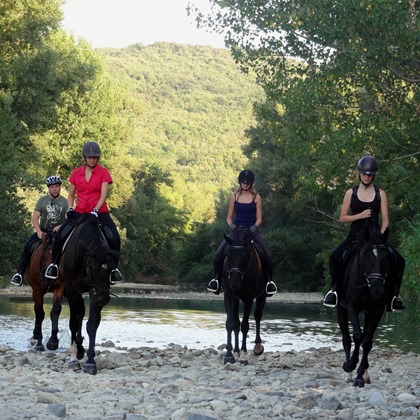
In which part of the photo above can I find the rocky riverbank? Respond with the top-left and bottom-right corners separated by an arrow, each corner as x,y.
0,343 -> 418,419
1,284 -> 418,419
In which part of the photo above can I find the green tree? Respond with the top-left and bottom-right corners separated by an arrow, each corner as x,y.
192,0 -> 419,295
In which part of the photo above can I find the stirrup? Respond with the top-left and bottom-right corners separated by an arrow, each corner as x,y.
11,273 -> 23,286
266,281 -> 277,295
110,268 -> 123,284
323,290 -> 338,308
45,264 -> 58,280
207,278 -> 219,293
391,295 -> 405,312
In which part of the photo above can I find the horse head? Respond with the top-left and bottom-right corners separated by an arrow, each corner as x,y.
223,229 -> 255,294
360,226 -> 390,299
85,244 -> 119,304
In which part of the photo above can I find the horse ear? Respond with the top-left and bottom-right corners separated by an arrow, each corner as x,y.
382,227 -> 389,242
224,234 -> 232,244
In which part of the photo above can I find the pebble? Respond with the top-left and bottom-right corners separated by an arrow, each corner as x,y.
0,344 -> 418,419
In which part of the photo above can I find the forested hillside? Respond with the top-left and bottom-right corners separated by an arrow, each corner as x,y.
101,43 -> 263,225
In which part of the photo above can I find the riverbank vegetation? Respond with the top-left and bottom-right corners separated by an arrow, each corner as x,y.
0,1 -> 418,317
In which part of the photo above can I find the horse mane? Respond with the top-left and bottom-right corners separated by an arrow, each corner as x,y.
224,228 -> 253,247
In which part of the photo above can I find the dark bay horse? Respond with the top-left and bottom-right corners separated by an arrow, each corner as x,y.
337,225 -> 393,387
59,213 -> 119,375
222,228 -> 267,365
24,233 -> 65,352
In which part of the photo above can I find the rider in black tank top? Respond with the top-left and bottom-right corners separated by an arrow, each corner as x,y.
323,156 -> 405,312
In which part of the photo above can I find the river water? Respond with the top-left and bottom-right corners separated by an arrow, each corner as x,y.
0,296 -> 418,354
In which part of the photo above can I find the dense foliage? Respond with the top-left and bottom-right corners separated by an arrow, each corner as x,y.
1,1 -> 418,314
190,0 -> 419,305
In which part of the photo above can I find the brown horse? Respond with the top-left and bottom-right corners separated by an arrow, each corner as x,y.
24,233 -> 65,352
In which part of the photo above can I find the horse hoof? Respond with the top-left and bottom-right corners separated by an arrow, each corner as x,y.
342,362 -> 353,373
83,363 -> 97,375
68,360 -> 81,371
253,344 -> 264,356
77,350 -> 85,360
46,340 -> 59,351
224,356 -> 236,365
35,344 -> 45,352
354,378 -> 365,388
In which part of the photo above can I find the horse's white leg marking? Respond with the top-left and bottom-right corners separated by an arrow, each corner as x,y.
363,369 -> 371,384
69,342 -> 78,363
239,351 -> 248,365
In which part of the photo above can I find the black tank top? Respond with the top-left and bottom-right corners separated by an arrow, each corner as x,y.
349,185 -> 381,235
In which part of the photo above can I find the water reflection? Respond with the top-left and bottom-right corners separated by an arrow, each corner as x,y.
0,296 -> 417,354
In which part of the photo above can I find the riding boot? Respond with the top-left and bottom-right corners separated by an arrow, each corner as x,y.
386,247 -> 406,312
11,244 -> 31,286
324,251 -> 342,307
264,264 -> 277,296
45,245 -> 60,280
207,241 -> 227,295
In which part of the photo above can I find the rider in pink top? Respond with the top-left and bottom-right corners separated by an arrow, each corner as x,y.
69,163 -> 112,213
45,142 -> 122,284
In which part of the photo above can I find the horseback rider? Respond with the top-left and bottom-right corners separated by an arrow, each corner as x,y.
10,176 -> 68,286
45,141 -> 122,284
323,156 -> 405,311
207,169 -> 277,296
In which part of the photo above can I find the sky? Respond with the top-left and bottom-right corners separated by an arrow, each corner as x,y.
61,0 -> 226,49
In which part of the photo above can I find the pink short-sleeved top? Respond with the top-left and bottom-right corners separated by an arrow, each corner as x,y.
69,164 -> 112,213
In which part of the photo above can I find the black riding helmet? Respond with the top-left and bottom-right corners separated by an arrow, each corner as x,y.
238,169 -> 255,185
82,141 -> 101,157
358,156 -> 378,175
358,156 -> 377,187
82,141 -> 101,168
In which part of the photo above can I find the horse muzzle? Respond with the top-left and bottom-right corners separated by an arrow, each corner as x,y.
366,273 -> 386,298
228,268 -> 243,293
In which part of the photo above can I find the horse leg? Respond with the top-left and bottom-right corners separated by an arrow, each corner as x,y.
83,292 -> 110,375
237,299 -> 252,365
354,310 -> 383,387
253,294 -> 266,357
223,295 -> 239,364
31,292 -> 45,351
337,305 -> 353,382
346,305 -> 363,374
31,284 -> 45,351
68,294 -> 85,371
46,288 -> 64,351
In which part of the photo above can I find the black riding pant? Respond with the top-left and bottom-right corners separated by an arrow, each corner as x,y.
17,232 -> 40,274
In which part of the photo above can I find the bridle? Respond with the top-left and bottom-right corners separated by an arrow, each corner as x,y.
363,243 -> 388,289
227,244 -> 254,284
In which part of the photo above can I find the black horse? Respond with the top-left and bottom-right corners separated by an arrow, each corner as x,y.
24,233 -> 65,351
59,213 -> 119,375
222,228 -> 267,365
336,225 -> 393,387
